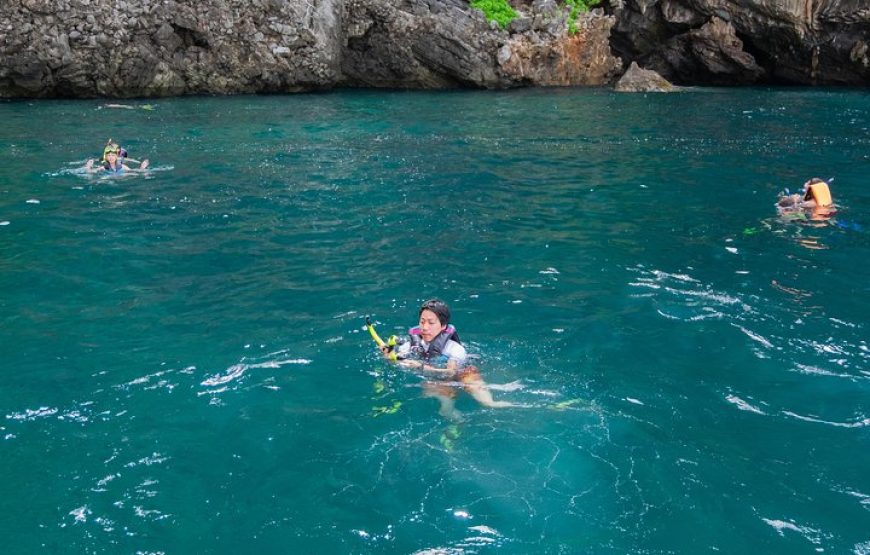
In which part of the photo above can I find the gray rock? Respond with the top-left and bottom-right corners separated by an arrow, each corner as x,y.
509,17 -> 532,34
1,0 -> 865,97
607,0 -> 870,85
614,61 -> 676,91
644,17 -> 764,85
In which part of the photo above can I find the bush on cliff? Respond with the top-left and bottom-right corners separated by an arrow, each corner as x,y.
567,0 -> 601,34
470,0 -> 518,29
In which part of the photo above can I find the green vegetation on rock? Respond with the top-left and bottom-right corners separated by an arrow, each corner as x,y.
566,0 -> 601,34
470,0 -> 518,29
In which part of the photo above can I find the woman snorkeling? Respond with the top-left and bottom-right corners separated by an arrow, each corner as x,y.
377,299 -> 516,418
85,139 -> 149,174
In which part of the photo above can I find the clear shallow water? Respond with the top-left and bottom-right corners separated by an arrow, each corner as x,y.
1,88 -> 869,553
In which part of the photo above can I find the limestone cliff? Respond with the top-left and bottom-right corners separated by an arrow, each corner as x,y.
0,0 -> 866,97
0,0 -> 621,97
606,0 -> 870,85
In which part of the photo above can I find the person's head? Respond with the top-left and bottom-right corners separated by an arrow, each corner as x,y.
418,299 -> 450,342
105,149 -> 119,164
103,142 -> 120,161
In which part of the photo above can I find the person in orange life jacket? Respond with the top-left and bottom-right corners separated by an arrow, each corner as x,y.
380,299 -> 515,418
777,178 -> 834,210
777,177 -> 836,222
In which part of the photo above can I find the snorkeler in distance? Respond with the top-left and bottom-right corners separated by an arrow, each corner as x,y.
85,139 -> 149,174
370,299 -> 516,419
776,177 -> 836,222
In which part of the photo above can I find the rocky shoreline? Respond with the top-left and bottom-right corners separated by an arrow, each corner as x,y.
0,0 -> 867,98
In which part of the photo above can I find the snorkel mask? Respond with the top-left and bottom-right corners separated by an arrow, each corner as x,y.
101,140 -> 127,162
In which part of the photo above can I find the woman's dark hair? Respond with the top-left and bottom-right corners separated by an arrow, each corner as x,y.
419,299 -> 451,325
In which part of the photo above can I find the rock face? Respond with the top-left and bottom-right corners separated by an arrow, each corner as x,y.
0,0 -> 622,97
0,0 -> 866,97
1,0 -> 343,97
605,0 -> 870,85
614,60 -> 676,90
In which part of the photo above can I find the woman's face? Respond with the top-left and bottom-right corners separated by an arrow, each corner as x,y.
106,152 -> 118,164
418,309 -> 446,342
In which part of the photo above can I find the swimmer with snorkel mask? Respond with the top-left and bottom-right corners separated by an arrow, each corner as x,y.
85,139 -> 149,174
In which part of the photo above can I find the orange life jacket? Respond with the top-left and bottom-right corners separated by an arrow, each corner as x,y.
804,182 -> 832,207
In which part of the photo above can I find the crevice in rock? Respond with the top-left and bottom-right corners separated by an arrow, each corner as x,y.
171,24 -> 210,49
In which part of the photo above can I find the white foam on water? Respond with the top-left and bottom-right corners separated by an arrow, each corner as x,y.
528,389 -> 560,397
332,310 -> 358,319
96,474 -> 119,487
134,506 -> 169,520
628,281 -> 661,290
650,269 -> 700,283
487,380 -> 525,392
468,525 -> 500,536
460,536 -> 497,546
733,324 -> 775,349
761,517 -> 823,546
69,505 -> 91,524
201,358 -> 311,387
6,407 -> 58,421
725,394 -> 766,415
124,452 -> 169,468
58,410 -> 89,423
793,363 -> 859,379
667,287 -> 742,305
782,411 -> 870,428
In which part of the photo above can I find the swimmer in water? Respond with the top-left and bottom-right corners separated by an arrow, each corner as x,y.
777,177 -> 836,221
379,299 -> 516,418
85,139 -> 149,174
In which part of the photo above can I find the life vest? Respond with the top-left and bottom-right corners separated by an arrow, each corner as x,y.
804,181 -> 832,207
408,325 -> 461,361
103,161 -> 125,174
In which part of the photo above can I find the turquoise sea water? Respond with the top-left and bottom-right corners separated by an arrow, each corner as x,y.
1,88 -> 869,553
